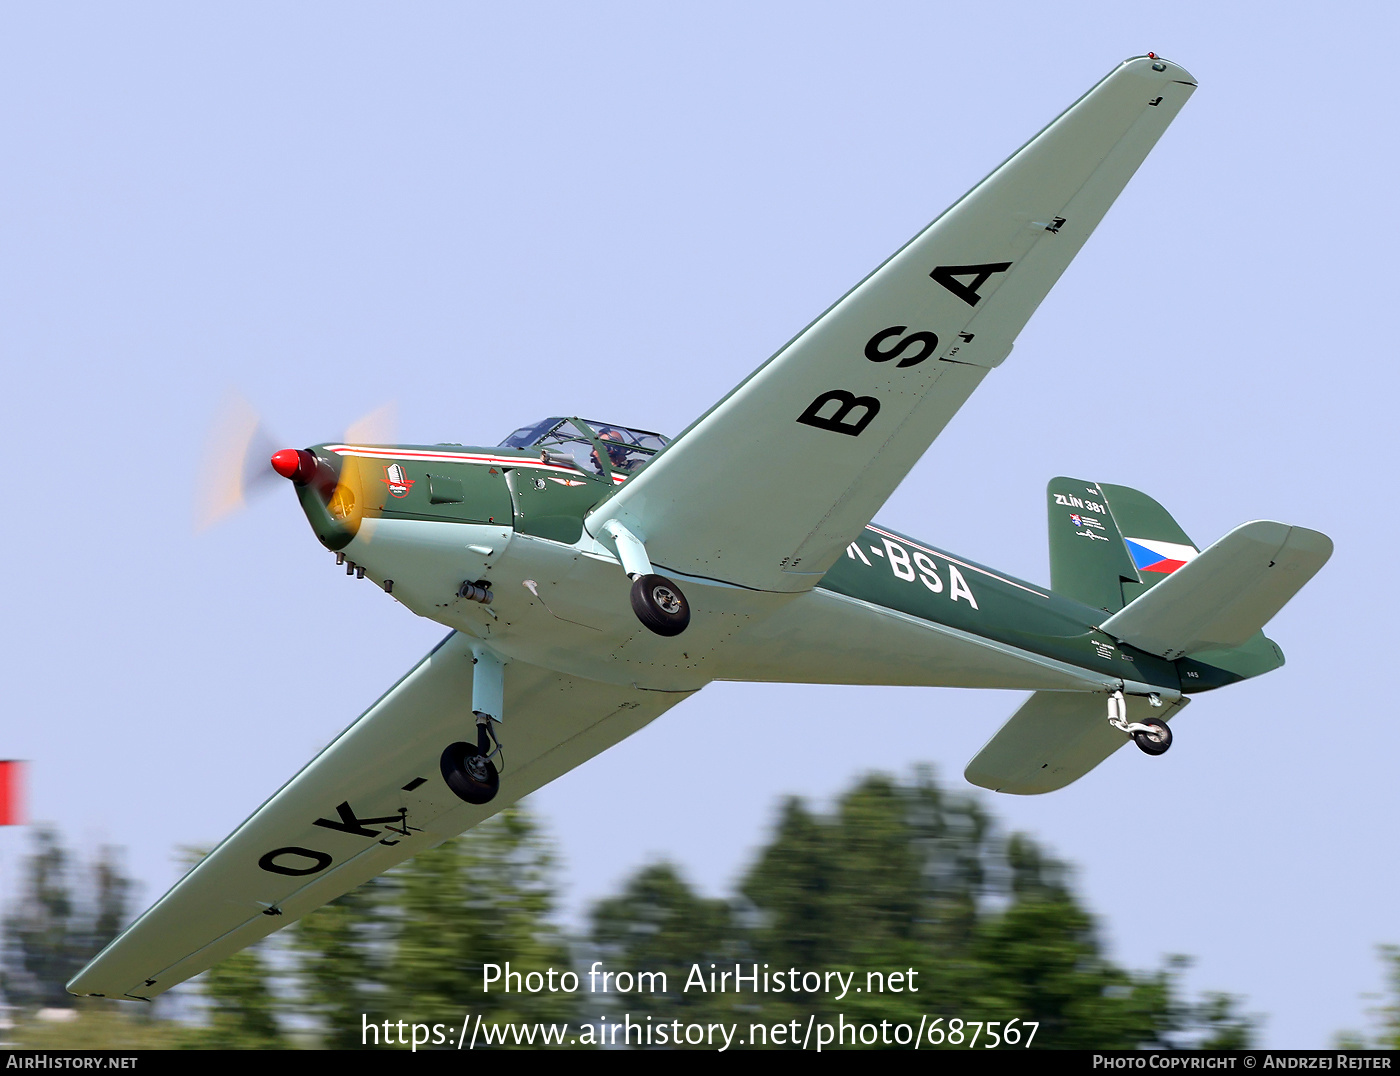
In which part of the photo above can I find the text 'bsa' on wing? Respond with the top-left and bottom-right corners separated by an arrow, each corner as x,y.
587,56 -> 1196,593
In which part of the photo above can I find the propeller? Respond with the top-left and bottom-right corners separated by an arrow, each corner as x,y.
195,391 -> 398,530
343,402 -> 397,447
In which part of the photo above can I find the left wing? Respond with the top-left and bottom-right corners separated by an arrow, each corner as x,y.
589,56 -> 1195,592
68,633 -> 692,1000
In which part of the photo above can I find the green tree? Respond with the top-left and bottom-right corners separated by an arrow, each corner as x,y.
11,1001 -> 188,1050
1,827 -> 131,1011
290,880 -> 391,1049
292,805 -> 580,1048
387,808 -> 576,1033
590,861 -> 736,1019
1337,945 -> 1400,1049
1378,946 -> 1400,1049
592,769 -> 1256,1050
6,807 -> 581,1049
184,945 -> 286,1049
160,845 -> 288,1049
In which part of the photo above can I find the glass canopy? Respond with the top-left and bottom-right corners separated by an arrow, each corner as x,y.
499,417 -> 670,477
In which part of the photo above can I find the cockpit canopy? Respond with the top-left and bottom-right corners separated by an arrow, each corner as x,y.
499,417 -> 670,478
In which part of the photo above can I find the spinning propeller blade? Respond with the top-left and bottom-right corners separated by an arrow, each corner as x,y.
329,403 -> 399,540
343,402 -> 397,447
194,391 -> 282,530
195,393 -> 398,530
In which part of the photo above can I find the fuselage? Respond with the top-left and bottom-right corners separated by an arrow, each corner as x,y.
289,430 -> 1249,702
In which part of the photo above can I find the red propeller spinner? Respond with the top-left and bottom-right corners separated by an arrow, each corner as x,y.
270,448 -> 317,484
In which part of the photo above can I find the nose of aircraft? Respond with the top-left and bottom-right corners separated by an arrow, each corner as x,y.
270,448 -> 316,483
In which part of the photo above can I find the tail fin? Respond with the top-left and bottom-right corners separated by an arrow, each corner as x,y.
1047,477 -> 1332,681
1047,477 -> 1199,614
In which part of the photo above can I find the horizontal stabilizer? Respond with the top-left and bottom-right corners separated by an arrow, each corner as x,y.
965,691 -> 1187,795
1099,521 -> 1332,660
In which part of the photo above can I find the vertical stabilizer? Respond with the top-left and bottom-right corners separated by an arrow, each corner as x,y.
1048,478 -> 1202,613
1047,478 -> 1135,612
1099,481 -> 1200,608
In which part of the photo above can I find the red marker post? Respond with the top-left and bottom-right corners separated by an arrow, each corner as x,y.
0,760 -> 25,825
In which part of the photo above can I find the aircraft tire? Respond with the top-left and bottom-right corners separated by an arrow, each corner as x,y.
630,573 -> 690,637
1132,718 -> 1172,756
440,741 -> 500,804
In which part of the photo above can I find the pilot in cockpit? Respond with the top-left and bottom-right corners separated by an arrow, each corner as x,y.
593,428 -> 637,474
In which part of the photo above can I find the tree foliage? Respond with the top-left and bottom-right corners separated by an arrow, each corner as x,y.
1337,945 -> 1400,1049
1,826 -> 130,1011
4,778 -> 1261,1049
590,861 -> 736,1022
589,770 -> 1255,1049
185,947 -> 286,1049
289,805 -> 577,1047
1378,946 -> 1400,1050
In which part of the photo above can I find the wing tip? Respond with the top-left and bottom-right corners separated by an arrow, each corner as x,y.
1235,519 -> 1335,567
1123,53 -> 1198,87
963,761 -> 1055,796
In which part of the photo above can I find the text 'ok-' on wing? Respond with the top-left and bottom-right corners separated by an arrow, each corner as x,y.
588,56 -> 1196,593
67,634 -> 692,1001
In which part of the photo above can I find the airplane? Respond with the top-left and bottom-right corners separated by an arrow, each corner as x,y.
69,54 -> 1332,1002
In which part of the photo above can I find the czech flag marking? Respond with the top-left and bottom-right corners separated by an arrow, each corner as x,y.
1123,537 -> 1197,576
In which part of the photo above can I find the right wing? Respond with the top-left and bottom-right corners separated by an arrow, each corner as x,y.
68,633 -> 693,1000
589,56 -> 1197,593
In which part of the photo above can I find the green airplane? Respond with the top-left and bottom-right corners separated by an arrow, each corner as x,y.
70,54 -> 1330,1002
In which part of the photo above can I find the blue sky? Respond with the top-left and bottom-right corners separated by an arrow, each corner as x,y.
2,2 -> 1395,1048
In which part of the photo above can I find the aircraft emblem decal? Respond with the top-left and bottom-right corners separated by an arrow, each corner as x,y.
381,463 -> 415,498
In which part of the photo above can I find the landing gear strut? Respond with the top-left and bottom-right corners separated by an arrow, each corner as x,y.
603,519 -> 690,637
441,645 -> 506,805
1106,689 -> 1173,756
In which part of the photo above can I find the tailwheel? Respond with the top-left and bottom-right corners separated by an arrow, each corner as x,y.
440,741 -> 500,804
1132,717 -> 1173,756
630,573 -> 690,636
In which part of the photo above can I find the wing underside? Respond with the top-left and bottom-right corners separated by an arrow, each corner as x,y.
590,56 -> 1196,593
68,633 -> 692,1000
965,690 -> 1188,795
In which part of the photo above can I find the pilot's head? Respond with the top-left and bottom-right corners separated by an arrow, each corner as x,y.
595,428 -> 631,470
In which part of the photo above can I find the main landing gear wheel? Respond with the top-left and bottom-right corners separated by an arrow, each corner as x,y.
1132,718 -> 1173,756
440,742 -> 500,804
630,573 -> 690,636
